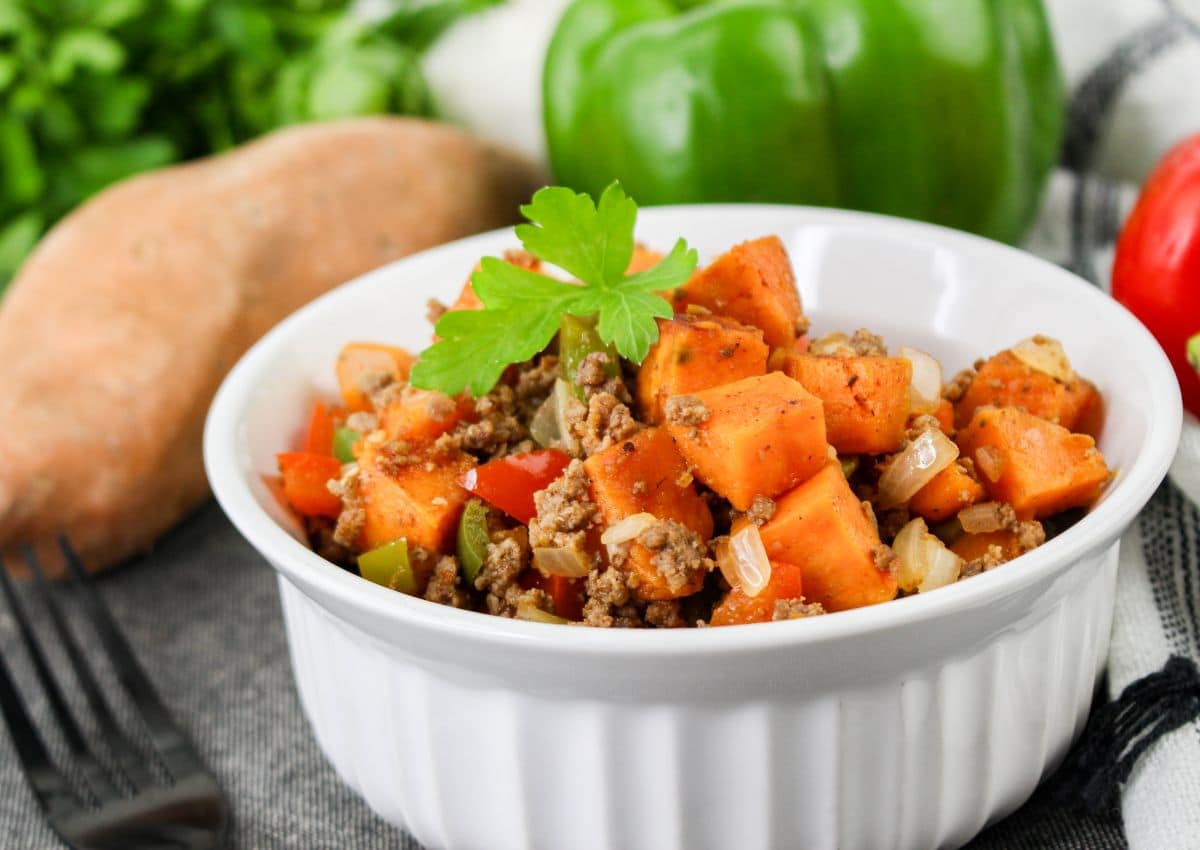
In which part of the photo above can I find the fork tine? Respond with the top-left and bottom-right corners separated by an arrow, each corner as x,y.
0,554 -> 124,804
57,536 -> 202,780
0,557 -> 85,820
22,545 -> 161,794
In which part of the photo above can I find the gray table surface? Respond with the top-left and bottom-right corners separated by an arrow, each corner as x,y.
0,502 -> 1123,849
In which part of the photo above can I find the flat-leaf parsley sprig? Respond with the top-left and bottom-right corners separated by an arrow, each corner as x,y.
409,182 -> 698,397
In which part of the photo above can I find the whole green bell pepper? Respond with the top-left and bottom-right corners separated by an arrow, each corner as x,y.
544,0 -> 1063,244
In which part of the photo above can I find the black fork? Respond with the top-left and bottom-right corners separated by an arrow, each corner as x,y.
0,538 -> 228,849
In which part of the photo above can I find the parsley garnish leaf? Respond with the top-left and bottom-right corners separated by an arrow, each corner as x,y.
410,182 -> 698,397
515,183 -> 637,287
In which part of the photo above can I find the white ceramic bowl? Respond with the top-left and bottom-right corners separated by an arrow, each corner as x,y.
204,206 -> 1181,850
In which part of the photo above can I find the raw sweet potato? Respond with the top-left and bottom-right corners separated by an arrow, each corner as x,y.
379,386 -> 476,444
0,117 -> 543,572
783,355 -> 913,455
636,313 -> 768,423
665,372 -> 827,511
908,461 -> 985,522
709,559 -> 806,627
336,343 -> 416,412
356,440 -> 476,554
671,236 -> 804,347
584,427 -> 713,600
956,406 -> 1111,519
758,464 -> 898,612
955,351 -> 1103,435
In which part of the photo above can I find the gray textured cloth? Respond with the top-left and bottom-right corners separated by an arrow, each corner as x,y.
0,501 -> 1125,849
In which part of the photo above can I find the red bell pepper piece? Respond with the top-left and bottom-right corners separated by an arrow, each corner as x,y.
519,571 -> 586,621
277,452 -> 343,518
1113,134 -> 1200,416
302,401 -> 339,455
460,449 -> 572,523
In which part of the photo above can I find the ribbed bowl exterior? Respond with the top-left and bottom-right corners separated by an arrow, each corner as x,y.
278,543 -> 1117,850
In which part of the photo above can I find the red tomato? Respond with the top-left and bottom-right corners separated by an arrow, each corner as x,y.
302,401 -> 336,455
460,449 -> 572,523
277,452 -> 343,518
1113,134 -> 1200,417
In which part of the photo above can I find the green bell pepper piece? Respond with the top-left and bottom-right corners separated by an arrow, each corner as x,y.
332,427 -> 360,464
559,313 -> 619,399
1188,333 -> 1200,377
456,499 -> 490,584
357,538 -> 416,594
544,0 -> 1063,244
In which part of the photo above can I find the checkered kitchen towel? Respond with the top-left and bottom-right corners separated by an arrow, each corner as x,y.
1027,1 -> 1200,845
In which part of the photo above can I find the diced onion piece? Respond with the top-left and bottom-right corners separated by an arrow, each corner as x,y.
958,502 -> 1007,534
532,546 -> 590,578
975,445 -> 1005,483
893,517 -> 963,594
529,395 -> 561,448
877,429 -> 959,508
552,378 -> 582,456
899,345 -> 943,414
715,524 -> 772,598
600,512 -> 657,547
1010,336 -> 1073,383
516,599 -> 570,624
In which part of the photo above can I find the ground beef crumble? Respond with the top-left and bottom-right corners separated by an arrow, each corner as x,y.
872,543 -> 899,577
474,527 -> 530,616
582,567 -> 644,628
567,391 -> 640,456
423,555 -> 471,609
326,465 -> 365,549
944,368 -> 976,403
573,352 -> 631,403
746,495 -> 776,527
772,598 -> 826,620
426,298 -> 448,325
664,394 -> 710,427
528,460 -> 599,564
637,519 -> 713,595
644,600 -> 686,628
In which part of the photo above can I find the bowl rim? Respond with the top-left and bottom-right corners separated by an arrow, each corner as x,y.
203,203 -> 1182,658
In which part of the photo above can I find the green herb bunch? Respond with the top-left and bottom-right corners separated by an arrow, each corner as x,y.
0,0 -> 500,286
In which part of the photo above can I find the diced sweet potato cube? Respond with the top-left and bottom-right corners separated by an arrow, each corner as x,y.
356,441 -> 475,554
956,407 -> 1111,520
933,399 -> 955,433
665,372 -> 827,511
709,560 -> 806,626
758,464 -> 897,611
628,245 -> 663,273
783,354 -> 912,455
950,529 -> 1030,565
380,386 -> 476,444
336,342 -> 416,412
448,279 -> 483,313
670,236 -> 804,347
445,250 -> 542,317
955,351 -> 1104,435
908,461 -> 985,522
636,313 -> 768,423
584,428 -> 713,601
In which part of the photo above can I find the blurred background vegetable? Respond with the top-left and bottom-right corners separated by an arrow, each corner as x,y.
544,0 -> 1064,246
1112,133 -> 1200,418
0,0 -> 500,287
